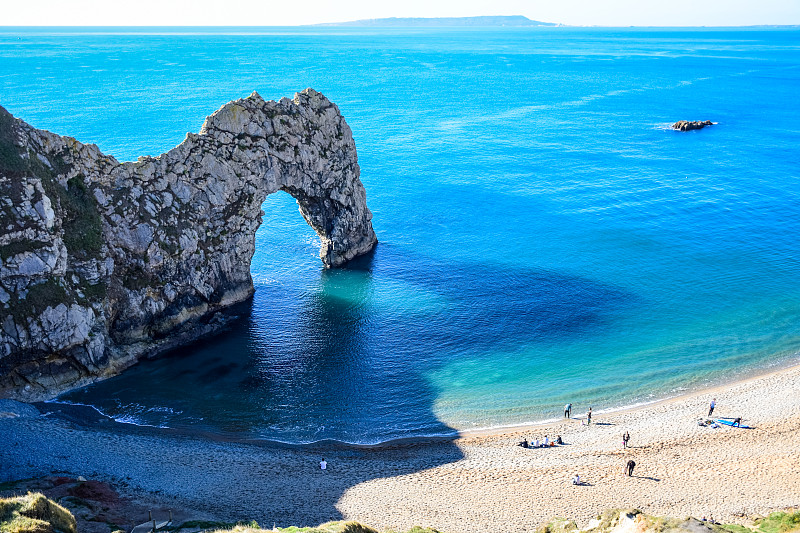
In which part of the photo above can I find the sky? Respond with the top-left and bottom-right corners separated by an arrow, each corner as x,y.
2,0 -> 799,27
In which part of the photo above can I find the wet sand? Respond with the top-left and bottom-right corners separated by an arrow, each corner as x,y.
2,363 -> 799,533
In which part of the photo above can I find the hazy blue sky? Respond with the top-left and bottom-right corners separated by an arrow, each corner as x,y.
3,0 -> 799,26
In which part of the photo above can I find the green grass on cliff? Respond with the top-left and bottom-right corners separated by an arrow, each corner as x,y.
537,509 -> 800,533
0,107 -> 27,177
202,510 -> 800,533
21,279 -> 68,314
0,106 -> 107,321
0,241 -> 50,261
60,176 -> 104,259
0,106 -> 103,261
750,511 -> 800,533
0,492 -> 77,533
538,509 -> 685,533
208,522 -> 442,533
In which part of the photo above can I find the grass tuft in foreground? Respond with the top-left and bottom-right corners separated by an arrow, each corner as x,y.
0,493 -> 77,533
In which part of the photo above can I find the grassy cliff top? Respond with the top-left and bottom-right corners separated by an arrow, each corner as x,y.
2,492 -> 798,533
204,523 -> 441,533
539,508 -> 800,533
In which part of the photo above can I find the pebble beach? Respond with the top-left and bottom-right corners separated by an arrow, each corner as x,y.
2,363 -> 799,533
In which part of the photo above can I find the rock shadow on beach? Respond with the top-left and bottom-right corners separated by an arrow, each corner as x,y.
3,244 -> 638,528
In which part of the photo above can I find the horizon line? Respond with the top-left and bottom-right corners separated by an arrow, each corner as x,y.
1,24 -> 799,28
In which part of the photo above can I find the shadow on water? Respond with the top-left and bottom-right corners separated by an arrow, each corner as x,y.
55,242 -> 633,524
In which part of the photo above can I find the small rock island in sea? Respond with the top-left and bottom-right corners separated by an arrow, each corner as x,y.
672,120 -> 713,131
0,89 -> 377,401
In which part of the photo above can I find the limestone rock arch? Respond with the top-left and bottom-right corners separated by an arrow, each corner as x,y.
0,89 -> 377,399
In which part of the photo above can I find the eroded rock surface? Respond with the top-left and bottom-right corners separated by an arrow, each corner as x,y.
0,89 -> 376,400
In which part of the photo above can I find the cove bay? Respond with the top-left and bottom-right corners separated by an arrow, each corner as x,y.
2,26 -> 799,444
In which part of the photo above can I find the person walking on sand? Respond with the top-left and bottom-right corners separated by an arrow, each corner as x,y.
586,407 -> 593,425
565,403 -> 572,418
320,458 -> 327,470
622,431 -> 630,448
708,398 -> 716,417
626,459 -> 635,477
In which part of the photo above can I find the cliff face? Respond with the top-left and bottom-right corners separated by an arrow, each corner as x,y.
0,89 -> 377,400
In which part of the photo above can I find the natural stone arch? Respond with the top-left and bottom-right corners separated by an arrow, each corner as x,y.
195,89 -> 377,269
0,89 -> 376,399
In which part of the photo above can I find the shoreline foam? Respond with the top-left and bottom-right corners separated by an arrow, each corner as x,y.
41,356 -> 800,448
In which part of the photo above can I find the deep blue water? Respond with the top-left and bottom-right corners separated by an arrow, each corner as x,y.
2,27 -> 799,444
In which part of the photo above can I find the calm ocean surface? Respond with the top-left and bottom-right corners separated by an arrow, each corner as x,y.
1,27 -> 799,444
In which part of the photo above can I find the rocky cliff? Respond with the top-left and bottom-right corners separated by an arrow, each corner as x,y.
0,89 -> 377,400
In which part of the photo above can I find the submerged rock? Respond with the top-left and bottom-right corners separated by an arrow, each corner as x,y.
0,89 -> 377,400
672,120 -> 713,131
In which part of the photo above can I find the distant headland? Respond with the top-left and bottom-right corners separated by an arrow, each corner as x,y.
315,15 -> 559,27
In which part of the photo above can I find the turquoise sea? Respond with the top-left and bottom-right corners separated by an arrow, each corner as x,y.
1,26 -> 799,444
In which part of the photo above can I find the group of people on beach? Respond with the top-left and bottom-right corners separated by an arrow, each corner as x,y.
565,401 -> 639,483
519,434 -> 563,449
699,398 -> 746,428
570,398 -> 735,485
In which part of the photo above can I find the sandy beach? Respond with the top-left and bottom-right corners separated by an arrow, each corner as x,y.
2,363 -> 799,533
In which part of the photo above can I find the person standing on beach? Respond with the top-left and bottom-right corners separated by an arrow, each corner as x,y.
622,431 -> 630,448
565,403 -> 572,418
708,398 -> 716,417
586,407 -> 593,425
626,460 -> 635,476
320,458 -> 327,470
